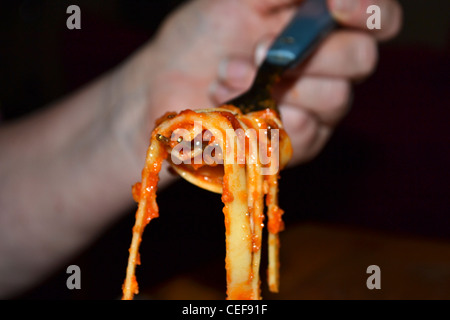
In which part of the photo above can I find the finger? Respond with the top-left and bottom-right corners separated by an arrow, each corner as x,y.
246,0 -> 302,13
217,57 -> 255,89
275,76 -> 352,126
328,0 -> 403,41
208,57 -> 255,105
279,105 -> 332,164
286,30 -> 378,80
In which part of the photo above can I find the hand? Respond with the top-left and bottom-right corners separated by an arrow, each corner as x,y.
0,0 -> 403,298
113,0 -> 402,167
207,0 -> 403,164
274,0 -> 403,164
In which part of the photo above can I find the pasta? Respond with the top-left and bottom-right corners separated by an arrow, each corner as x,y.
122,105 -> 292,300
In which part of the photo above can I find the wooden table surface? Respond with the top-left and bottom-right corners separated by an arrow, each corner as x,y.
140,222 -> 450,300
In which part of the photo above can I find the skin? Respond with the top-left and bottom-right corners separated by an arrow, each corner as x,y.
0,0 -> 402,298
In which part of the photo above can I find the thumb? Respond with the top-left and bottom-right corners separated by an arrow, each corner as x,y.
208,57 -> 255,105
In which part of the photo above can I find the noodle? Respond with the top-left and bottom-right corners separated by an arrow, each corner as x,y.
122,105 -> 292,300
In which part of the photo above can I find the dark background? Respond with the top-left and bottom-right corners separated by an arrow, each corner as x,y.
1,0 -> 449,299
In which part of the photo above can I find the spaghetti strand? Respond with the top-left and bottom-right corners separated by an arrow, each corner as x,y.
122,106 -> 291,300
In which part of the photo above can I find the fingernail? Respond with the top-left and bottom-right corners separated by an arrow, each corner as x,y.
330,0 -> 358,18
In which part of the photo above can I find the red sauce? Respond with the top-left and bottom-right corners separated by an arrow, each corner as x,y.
268,206 -> 285,234
218,111 -> 242,130
226,284 -> 254,300
141,168 -> 161,224
122,275 -> 139,296
131,182 -> 141,202
223,206 -> 230,236
252,233 -> 261,253
221,174 -> 234,203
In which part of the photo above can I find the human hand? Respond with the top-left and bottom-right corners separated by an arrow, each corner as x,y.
207,0 -> 403,164
273,0 -> 403,164
116,0 -> 402,167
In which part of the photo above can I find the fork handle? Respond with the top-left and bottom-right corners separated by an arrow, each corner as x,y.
264,0 -> 336,71
225,0 -> 336,113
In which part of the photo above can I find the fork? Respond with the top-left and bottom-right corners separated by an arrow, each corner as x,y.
225,0 -> 336,114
